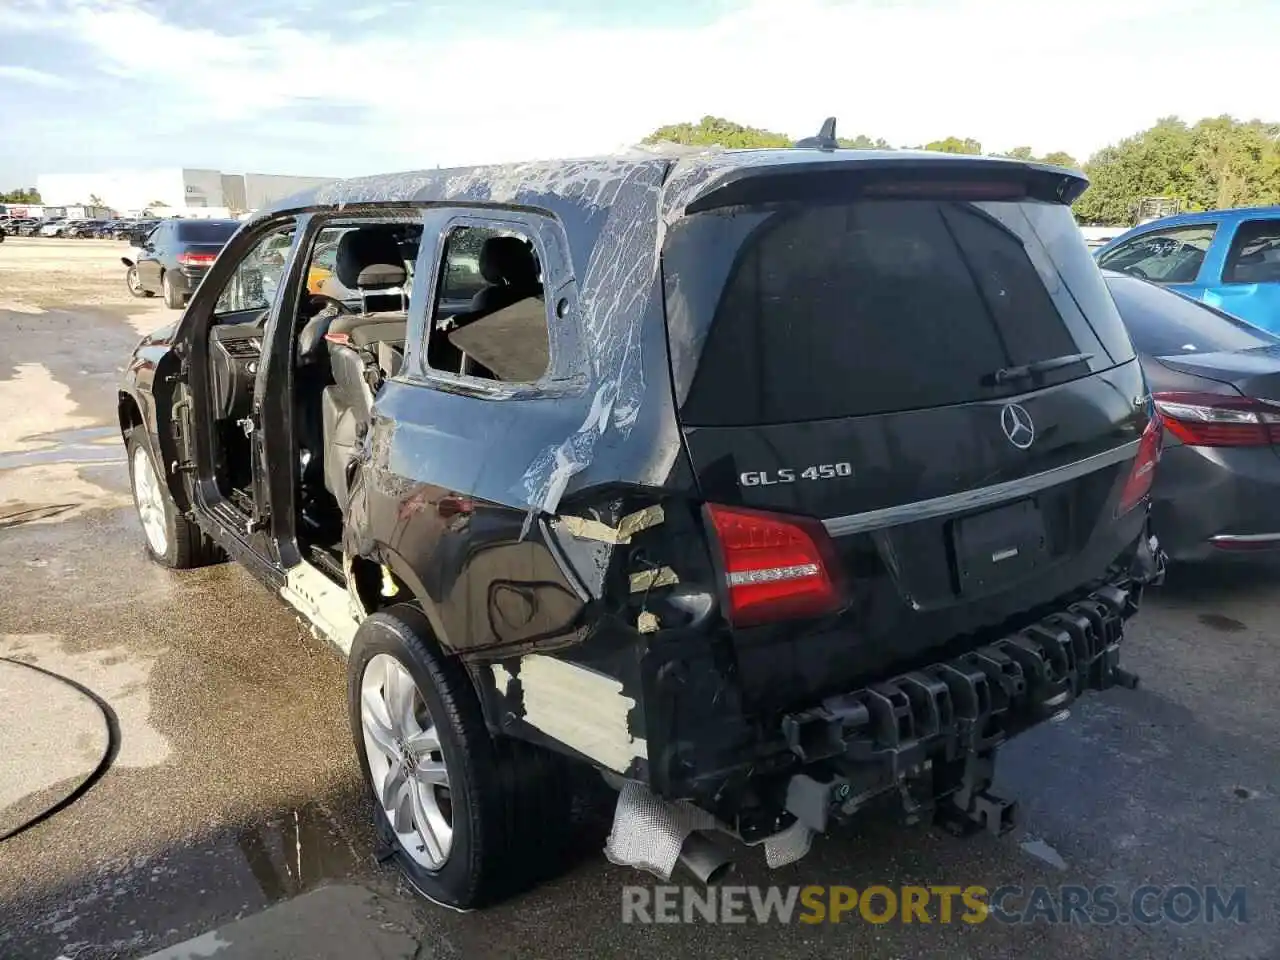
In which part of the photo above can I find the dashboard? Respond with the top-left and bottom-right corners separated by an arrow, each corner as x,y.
210,321 -> 263,421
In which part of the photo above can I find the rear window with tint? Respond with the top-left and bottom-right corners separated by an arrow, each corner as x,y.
1106,274 -> 1279,356
1224,219 -> 1280,284
665,199 -> 1135,426
176,221 -> 238,244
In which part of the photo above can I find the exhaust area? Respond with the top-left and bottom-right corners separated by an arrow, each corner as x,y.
603,781 -> 735,882
676,831 -> 735,885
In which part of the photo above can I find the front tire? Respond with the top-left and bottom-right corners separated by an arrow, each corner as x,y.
126,430 -> 222,568
348,604 -> 571,909
161,271 -> 183,309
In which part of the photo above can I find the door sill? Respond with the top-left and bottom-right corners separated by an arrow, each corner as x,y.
281,560 -> 363,657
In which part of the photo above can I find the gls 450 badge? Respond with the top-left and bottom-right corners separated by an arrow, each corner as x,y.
740,463 -> 854,487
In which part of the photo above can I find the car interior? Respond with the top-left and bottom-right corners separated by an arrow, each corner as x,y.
203,217 -> 548,580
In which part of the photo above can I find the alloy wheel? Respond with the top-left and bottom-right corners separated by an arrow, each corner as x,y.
131,445 -> 168,556
360,653 -> 453,868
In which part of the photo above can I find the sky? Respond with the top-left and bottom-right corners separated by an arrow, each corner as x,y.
1,0 -> 1278,188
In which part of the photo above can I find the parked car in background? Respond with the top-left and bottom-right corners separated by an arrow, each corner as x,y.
125,219 -> 161,243
1079,225 -> 1127,250
11,218 -> 41,236
1106,270 -> 1280,560
66,219 -> 109,238
37,218 -> 68,237
107,219 -> 143,239
122,218 -> 239,307
1096,207 -> 1280,334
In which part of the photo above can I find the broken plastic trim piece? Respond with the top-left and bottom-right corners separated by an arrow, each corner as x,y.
558,504 -> 665,545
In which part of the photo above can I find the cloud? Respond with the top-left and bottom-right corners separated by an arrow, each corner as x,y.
0,64 -> 77,90
2,0 -> 1277,177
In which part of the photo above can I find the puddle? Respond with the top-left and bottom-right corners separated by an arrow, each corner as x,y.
0,425 -> 123,469
233,802 -> 367,904
8,801 -> 371,960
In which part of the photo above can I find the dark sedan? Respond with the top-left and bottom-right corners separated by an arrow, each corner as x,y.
124,218 -> 239,308
1107,270 -> 1280,559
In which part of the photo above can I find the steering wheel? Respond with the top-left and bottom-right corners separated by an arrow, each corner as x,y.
304,293 -> 354,318
296,295 -> 356,366
1126,265 -> 1152,280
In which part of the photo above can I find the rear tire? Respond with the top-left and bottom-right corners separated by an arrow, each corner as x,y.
348,604 -> 572,909
161,271 -> 183,309
126,430 -> 223,568
125,265 -> 150,298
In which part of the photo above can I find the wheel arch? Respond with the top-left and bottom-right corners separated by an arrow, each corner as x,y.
346,545 -> 501,733
118,389 -> 145,440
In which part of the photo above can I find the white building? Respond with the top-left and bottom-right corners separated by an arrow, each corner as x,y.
37,168 -> 335,216
244,173 -> 334,210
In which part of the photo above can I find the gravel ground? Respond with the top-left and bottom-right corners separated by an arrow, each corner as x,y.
0,238 -> 1277,959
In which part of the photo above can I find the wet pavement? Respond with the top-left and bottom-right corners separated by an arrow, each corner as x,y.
2,244 -> 1279,958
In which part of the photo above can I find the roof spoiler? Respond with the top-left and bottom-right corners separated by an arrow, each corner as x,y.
686,155 -> 1089,214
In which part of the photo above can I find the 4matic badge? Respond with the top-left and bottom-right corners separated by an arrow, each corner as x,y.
740,463 -> 854,487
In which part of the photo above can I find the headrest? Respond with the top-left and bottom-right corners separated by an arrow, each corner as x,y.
478,236 -> 539,288
336,228 -> 407,290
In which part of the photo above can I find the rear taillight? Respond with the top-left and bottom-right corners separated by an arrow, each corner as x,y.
706,503 -> 841,627
1152,391 -> 1280,447
1115,415 -> 1163,517
178,251 -> 217,267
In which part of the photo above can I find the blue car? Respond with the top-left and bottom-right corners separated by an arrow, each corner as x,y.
1094,207 -> 1280,333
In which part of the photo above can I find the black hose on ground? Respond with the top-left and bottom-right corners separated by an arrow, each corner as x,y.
0,657 -> 120,842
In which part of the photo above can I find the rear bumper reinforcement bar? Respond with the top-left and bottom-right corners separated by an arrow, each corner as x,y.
778,576 -> 1148,838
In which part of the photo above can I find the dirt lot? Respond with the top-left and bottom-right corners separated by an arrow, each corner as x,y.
0,237 -> 158,313
1,238 -> 1278,959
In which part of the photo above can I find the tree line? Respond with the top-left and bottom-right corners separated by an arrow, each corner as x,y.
10,114 -> 1279,225
1,187 -> 41,203
644,115 -> 1280,225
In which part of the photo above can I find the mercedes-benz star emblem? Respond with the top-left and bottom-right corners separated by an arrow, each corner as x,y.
1001,403 -> 1035,450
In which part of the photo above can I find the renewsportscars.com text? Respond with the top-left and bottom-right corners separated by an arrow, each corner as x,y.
621,884 -> 1248,926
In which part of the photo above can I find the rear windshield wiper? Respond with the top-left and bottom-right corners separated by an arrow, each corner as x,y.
990,352 -> 1094,385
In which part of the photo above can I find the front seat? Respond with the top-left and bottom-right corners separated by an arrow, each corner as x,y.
319,227 -> 409,506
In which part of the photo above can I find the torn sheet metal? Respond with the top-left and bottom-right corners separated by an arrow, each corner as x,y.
518,654 -> 646,773
514,162 -> 668,515
558,504 -> 665,545
629,567 -> 679,593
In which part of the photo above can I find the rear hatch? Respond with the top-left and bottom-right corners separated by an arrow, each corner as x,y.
662,161 -> 1157,702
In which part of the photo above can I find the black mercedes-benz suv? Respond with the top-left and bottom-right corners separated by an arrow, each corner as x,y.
118,138 -> 1165,908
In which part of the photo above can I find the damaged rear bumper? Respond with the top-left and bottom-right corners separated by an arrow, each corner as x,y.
776,537 -> 1164,843
602,535 -> 1165,879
